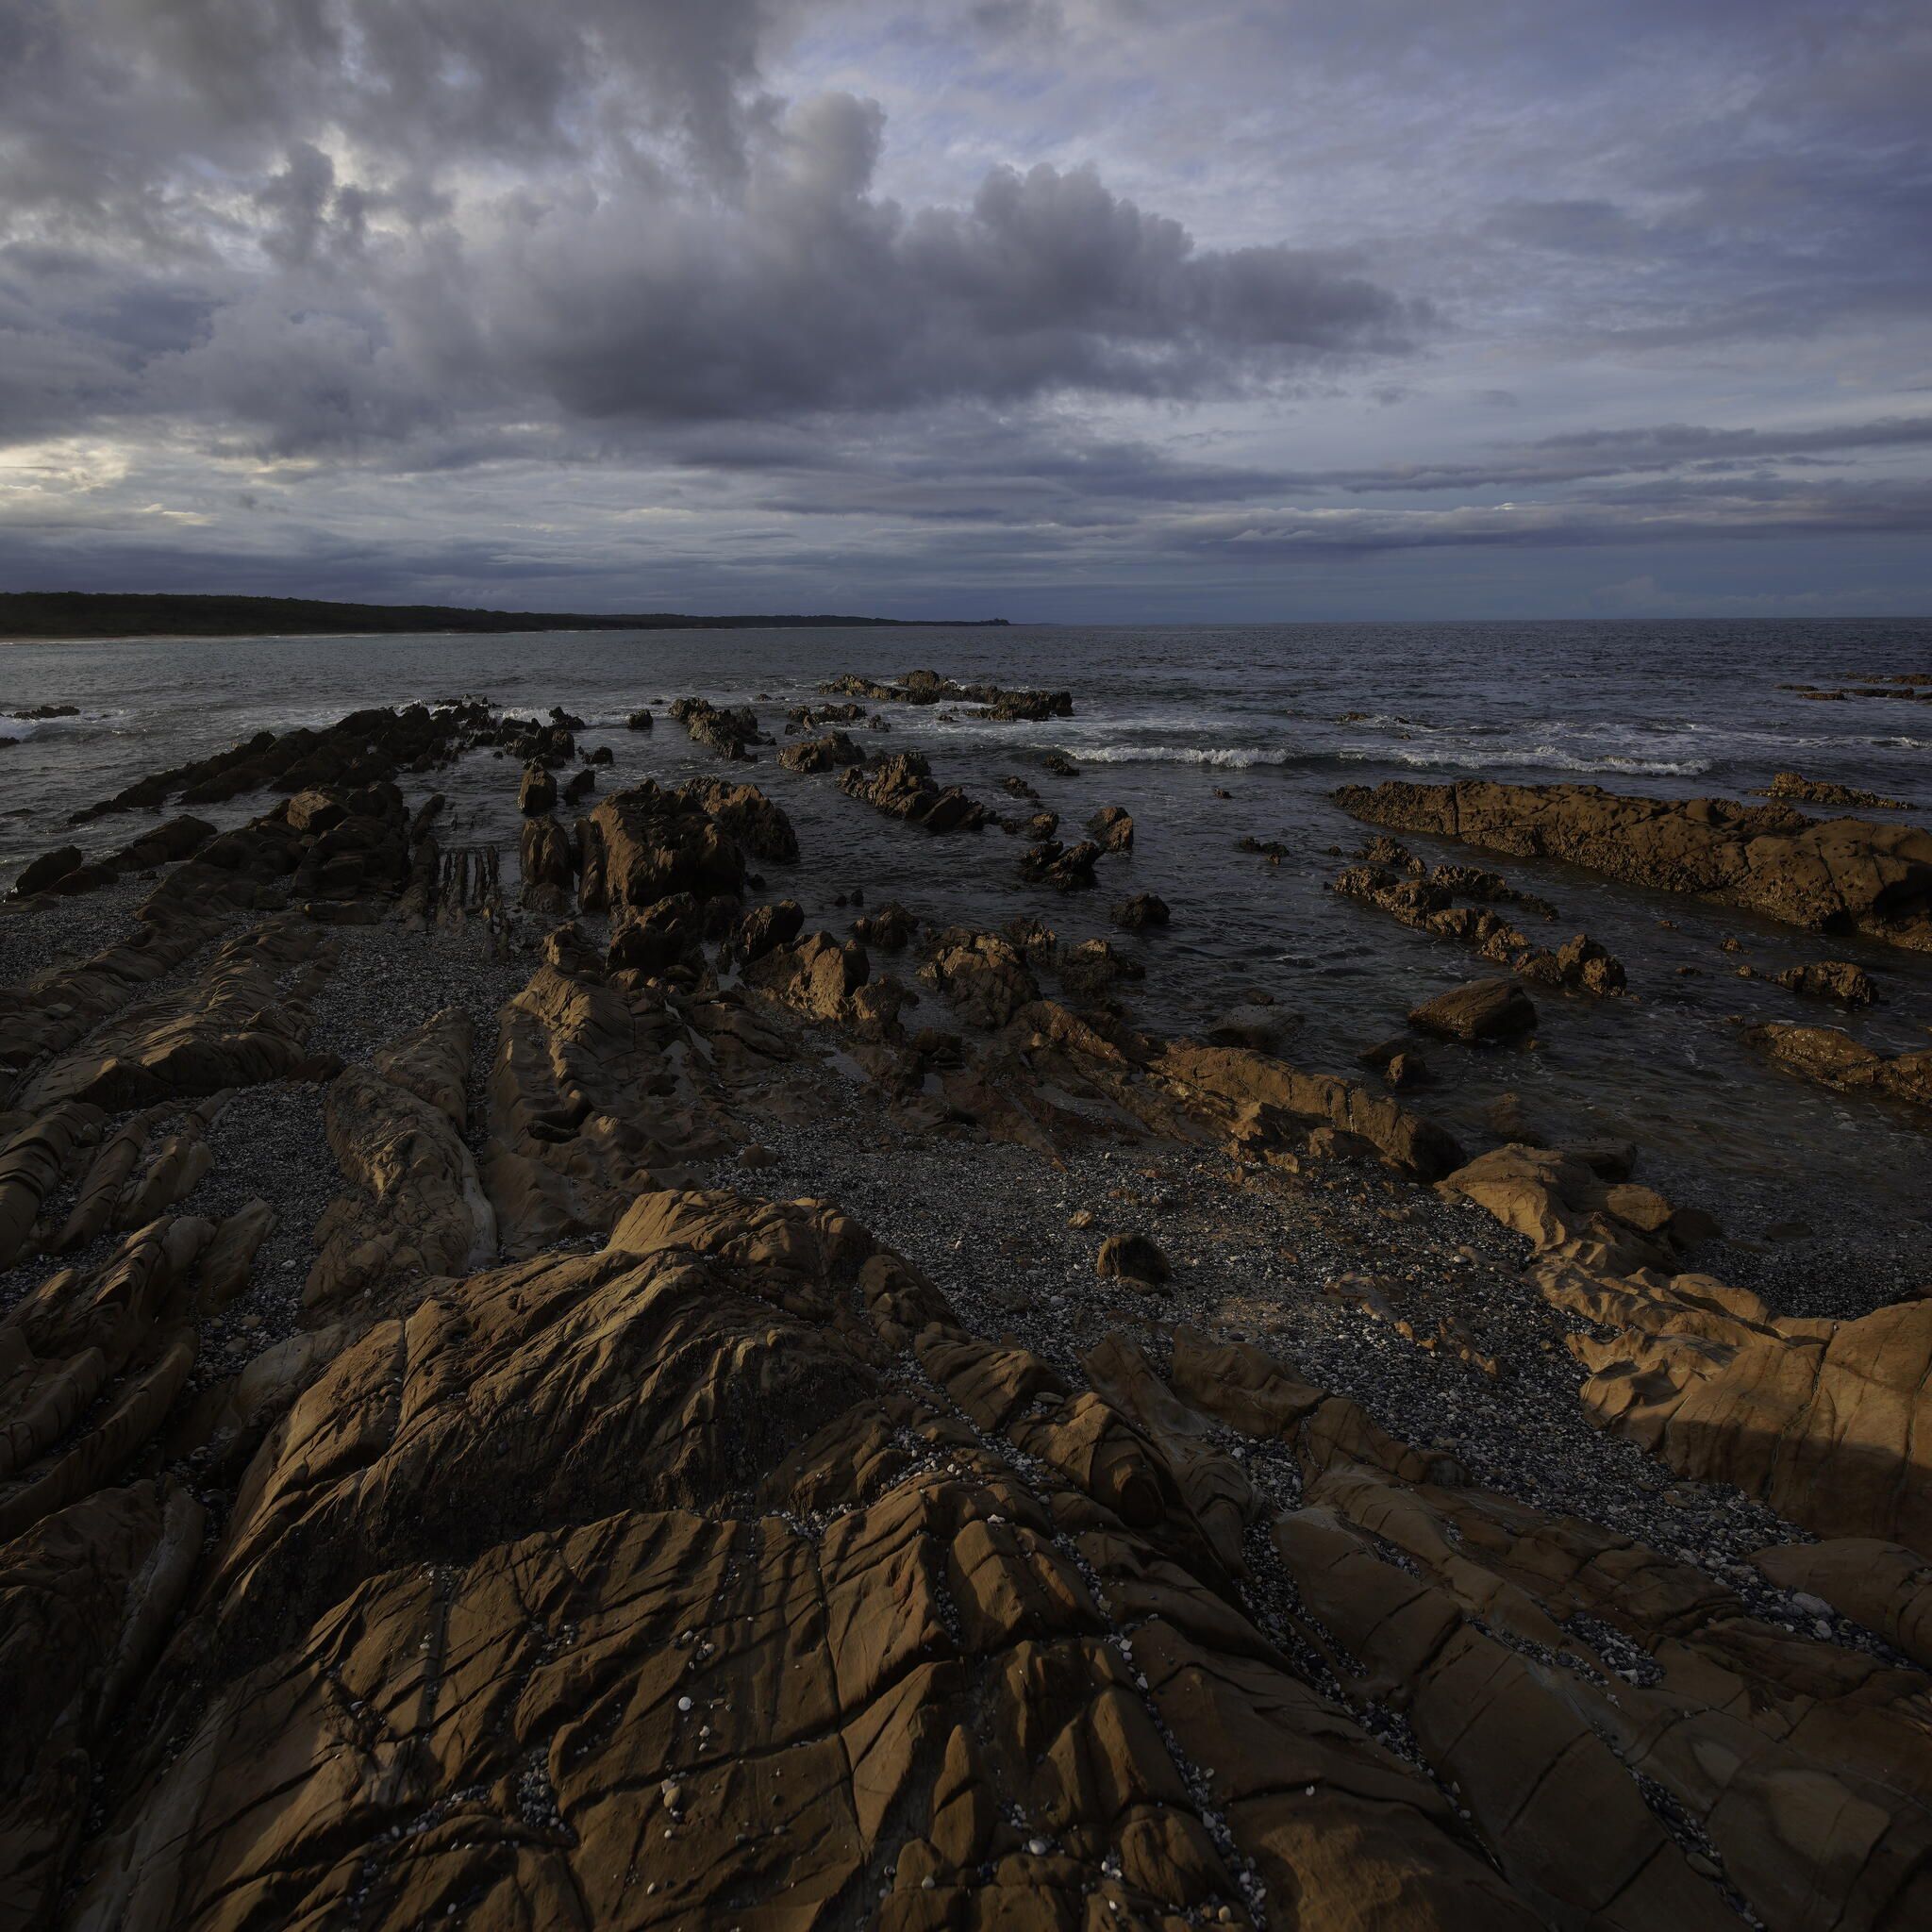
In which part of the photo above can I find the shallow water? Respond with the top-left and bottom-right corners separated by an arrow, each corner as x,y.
4,617 -> 1929,1236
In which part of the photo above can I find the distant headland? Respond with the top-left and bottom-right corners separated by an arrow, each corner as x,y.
0,591 -> 1010,641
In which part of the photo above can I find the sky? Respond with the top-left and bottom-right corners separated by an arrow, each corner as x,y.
2,0 -> 1928,622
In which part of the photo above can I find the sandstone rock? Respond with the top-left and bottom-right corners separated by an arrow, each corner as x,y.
72,701 -> 493,823
1752,1539 -> 1932,1667
683,776 -> 800,862
581,780 -> 746,916
737,898 -> 806,963
1765,771 -> 1912,810
745,933 -> 872,1023
1336,776 -> 1932,951
17,920 -> 332,1113
517,761 -> 557,815
1057,938 -> 1142,1002
921,929 -> 1041,1029
305,1011 -> 495,1309
1088,805 -> 1135,852
1333,865 -> 1623,993
518,815 -> 575,908
839,751 -> 988,832
62,1192 -> 1569,1932
1740,1020 -> 1932,1113
1407,977 -> 1537,1043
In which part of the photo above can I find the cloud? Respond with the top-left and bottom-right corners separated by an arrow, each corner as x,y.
0,0 -> 1926,616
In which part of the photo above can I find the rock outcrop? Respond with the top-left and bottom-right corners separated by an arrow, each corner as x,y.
1334,864 -> 1624,993
1336,777 -> 1932,950
1408,977 -> 1538,1043
1441,1142 -> 1932,1557
667,695 -> 765,760
1740,1019 -> 1932,1113
839,752 -> 989,832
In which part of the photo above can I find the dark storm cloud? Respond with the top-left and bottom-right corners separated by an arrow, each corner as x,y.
0,3 -> 1424,464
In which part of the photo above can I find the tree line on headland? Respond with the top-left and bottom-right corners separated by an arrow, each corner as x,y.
0,591 -> 1008,640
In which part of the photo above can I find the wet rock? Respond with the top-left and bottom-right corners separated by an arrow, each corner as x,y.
1057,938 -> 1142,1001
838,752 -> 988,832
579,780 -> 747,918
626,708 -> 654,730
1408,977 -> 1538,1044
684,777 -> 800,863
1740,1020 -> 1932,1113
1765,771 -> 1912,810
1087,806 -> 1134,853
1019,839 -> 1100,892
921,929 -> 1040,1028
668,695 -> 764,761
1336,775 -> 1932,952
851,901 -> 917,951
1333,865 -> 1623,993
1110,892 -> 1170,930
517,762 -> 557,816
1775,958 -> 1878,1005
776,730 -> 861,774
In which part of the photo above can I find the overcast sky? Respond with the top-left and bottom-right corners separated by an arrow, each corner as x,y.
3,0 -> 1928,620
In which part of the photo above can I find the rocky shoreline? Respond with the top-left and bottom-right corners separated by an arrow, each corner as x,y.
2,696 -> 1929,1930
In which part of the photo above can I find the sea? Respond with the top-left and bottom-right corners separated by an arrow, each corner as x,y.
4,618 -> 1929,1241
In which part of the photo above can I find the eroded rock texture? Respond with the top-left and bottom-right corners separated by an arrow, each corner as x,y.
1336,778 -> 1932,950
1442,1142 -> 1932,1558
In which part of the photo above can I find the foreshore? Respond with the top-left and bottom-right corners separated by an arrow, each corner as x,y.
3,683 -> 1929,1929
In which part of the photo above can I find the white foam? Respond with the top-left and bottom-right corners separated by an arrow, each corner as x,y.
1345,743 -> 1713,776
1068,743 -> 1303,769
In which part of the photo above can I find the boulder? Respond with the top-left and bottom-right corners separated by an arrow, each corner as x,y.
518,762 -> 557,815
921,929 -> 1040,1028
737,899 -> 806,964
684,777 -> 799,863
1019,839 -> 1100,891
838,752 -> 987,832
668,695 -> 763,761
1087,805 -> 1134,852
776,731 -> 861,774
1776,958 -> 1878,1005
1408,977 -> 1537,1044
1740,1020 -> 1932,1113
10,844 -> 85,897
582,781 -> 745,915
851,901 -> 917,951
1111,892 -> 1170,930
